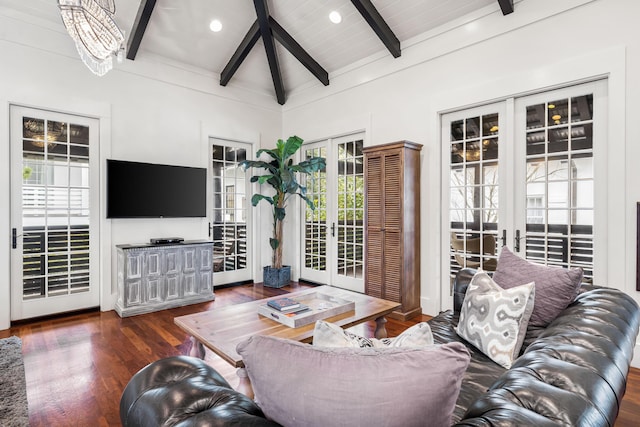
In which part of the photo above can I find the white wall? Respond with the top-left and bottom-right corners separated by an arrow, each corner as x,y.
0,9 -> 282,330
2,0 -> 640,365
283,0 -> 639,320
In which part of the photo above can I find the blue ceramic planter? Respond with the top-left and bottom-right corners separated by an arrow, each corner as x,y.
263,266 -> 291,288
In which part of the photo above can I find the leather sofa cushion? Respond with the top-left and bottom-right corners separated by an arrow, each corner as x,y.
237,335 -> 470,427
119,356 -> 279,427
429,310 -> 507,423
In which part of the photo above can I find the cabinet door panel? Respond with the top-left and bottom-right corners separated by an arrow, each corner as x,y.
146,278 -> 163,303
383,152 -> 402,231
199,271 -> 213,294
383,230 -> 402,303
166,275 -> 180,300
183,273 -> 197,296
126,280 -> 142,307
365,230 -> 384,298
365,155 -> 383,229
145,252 -> 162,277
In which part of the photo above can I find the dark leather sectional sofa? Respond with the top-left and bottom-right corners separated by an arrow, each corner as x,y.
121,268 -> 640,426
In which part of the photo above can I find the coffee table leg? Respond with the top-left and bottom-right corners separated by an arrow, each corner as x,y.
374,316 -> 388,339
236,368 -> 254,399
188,336 -> 205,359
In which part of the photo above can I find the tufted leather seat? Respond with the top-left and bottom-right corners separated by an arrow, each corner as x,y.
450,270 -> 640,426
120,269 -> 640,426
120,355 -> 280,426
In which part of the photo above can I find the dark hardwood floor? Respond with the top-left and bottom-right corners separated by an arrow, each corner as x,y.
1,282 -> 639,426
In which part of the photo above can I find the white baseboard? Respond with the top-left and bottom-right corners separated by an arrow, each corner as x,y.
420,296 -> 440,318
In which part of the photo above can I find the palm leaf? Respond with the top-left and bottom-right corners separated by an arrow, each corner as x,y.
251,194 -> 273,206
242,135 -> 325,269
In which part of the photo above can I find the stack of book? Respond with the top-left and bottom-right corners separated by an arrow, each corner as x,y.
267,297 -> 309,315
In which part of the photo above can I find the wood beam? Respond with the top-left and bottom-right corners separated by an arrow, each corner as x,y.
126,0 -> 157,60
269,17 -> 329,86
220,21 -> 261,86
253,0 -> 285,105
497,0 -> 514,15
350,0 -> 400,58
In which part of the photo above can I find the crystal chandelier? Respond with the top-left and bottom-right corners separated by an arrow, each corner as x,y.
58,0 -> 125,76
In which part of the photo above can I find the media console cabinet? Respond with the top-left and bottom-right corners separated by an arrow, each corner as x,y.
115,240 -> 215,317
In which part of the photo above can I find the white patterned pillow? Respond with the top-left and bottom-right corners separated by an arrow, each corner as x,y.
455,271 -> 535,368
313,320 -> 433,348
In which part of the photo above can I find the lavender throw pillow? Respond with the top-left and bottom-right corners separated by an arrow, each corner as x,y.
492,246 -> 583,327
237,335 -> 470,427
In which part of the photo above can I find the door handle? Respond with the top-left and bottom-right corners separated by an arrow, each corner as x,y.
514,229 -> 521,252
500,229 -> 507,247
12,228 -> 17,249
331,223 -> 335,237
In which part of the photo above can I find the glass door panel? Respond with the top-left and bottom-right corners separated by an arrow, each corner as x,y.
304,146 -> 327,275
210,139 -> 251,285
520,92 -> 596,280
447,107 -> 502,280
335,138 -> 365,288
301,133 -> 365,292
442,80 -> 606,309
11,106 -> 99,320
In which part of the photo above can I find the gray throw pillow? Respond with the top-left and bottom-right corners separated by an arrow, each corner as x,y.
455,270 -> 535,369
312,320 -> 434,348
236,335 -> 470,427
492,246 -> 583,327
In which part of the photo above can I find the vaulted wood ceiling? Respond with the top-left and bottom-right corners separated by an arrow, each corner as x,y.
2,0 -> 515,104
125,0 -> 513,104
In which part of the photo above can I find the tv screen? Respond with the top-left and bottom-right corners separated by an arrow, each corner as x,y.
107,159 -> 207,218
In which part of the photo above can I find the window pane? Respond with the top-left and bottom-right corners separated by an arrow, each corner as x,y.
21,115 -> 92,299
523,91 -> 594,278
212,141 -> 251,275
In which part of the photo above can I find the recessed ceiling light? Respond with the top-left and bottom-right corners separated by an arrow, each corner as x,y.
329,11 -> 342,24
209,19 -> 222,32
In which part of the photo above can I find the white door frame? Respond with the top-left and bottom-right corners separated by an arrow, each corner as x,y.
513,80 -> 608,283
209,137 -> 253,286
440,102 -> 507,310
10,105 -> 101,320
441,79 -> 608,310
300,132 -> 365,293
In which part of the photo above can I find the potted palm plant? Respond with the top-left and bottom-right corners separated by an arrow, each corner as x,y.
240,135 -> 326,287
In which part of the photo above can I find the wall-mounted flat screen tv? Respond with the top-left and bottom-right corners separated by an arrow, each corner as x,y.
107,159 -> 207,218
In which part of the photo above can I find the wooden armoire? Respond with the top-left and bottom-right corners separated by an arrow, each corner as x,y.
363,141 -> 422,321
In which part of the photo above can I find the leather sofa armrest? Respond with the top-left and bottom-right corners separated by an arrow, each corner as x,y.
453,268 -> 477,314
120,356 -> 280,427
455,287 -> 640,427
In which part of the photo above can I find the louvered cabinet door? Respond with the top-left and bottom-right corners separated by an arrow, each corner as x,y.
382,151 -> 402,303
365,230 -> 384,298
364,154 -> 384,298
364,141 -> 422,320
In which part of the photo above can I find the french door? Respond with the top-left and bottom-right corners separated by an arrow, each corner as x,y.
442,80 -> 607,308
10,106 -> 100,320
209,138 -> 252,285
301,133 -> 365,293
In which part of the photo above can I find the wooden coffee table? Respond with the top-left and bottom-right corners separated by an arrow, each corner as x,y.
174,285 -> 401,397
